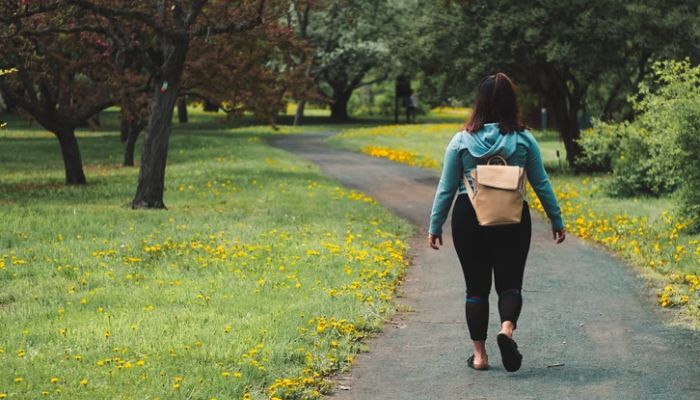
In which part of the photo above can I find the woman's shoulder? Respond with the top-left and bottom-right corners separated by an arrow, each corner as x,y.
447,130 -> 467,151
515,129 -> 538,147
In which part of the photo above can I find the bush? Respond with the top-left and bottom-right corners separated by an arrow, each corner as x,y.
577,120 -> 625,172
676,100 -> 700,232
579,59 -> 698,197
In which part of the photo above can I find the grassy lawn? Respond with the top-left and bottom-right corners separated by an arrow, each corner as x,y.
0,110 -> 413,399
327,121 -> 700,327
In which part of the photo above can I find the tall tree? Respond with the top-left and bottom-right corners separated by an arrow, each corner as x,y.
65,0 -> 285,208
415,0 -> 699,166
291,0 -> 409,122
0,6 -> 115,184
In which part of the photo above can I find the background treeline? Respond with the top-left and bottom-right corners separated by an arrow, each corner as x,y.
1,0 -> 699,221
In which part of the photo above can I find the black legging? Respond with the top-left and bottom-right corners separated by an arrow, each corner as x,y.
451,194 -> 532,341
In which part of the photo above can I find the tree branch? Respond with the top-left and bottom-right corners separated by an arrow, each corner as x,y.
65,0 -> 174,38
189,0 -> 265,37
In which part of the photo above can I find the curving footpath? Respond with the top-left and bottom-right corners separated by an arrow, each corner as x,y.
268,132 -> 700,400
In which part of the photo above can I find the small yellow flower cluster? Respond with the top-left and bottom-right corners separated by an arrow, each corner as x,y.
361,145 -> 438,169
267,369 -> 328,400
431,106 -> 472,117
241,343 -> 268,371
0,67 -> 18,76
329,187 -> 377,204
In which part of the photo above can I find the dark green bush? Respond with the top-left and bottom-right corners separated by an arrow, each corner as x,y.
579,60 -> 698,197
577,120 -> 625,172
677,107 -> 700,233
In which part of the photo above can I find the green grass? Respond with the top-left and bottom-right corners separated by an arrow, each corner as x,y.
0,110 -> 413,399
327,123 -> 700,327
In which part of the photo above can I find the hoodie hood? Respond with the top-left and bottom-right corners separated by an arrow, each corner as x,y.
462,123 -> 519,159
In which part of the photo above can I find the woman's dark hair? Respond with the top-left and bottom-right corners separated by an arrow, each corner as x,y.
464,72 -> 526,134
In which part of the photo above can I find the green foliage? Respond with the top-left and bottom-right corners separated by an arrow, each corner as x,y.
608,124 -> 682,196
678,113 -> 700,232
408,0 -> 699,164
580,60 -> 699,197
577,120 -> 625,172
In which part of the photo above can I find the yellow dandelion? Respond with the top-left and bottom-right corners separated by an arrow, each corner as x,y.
79,378 -> 88,386
50,377 -> 59,384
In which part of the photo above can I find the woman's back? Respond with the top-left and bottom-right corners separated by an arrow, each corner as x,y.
429,123 -> 563,236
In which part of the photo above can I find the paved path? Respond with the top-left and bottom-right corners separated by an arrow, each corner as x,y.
268,133 -> 700,400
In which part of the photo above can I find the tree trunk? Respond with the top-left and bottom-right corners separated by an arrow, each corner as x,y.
330,88 -> 351,122
55,129 -> 87,185
549,98 -> 583,167
123,121 -> 144,167
120,114 -> 129,143
177,96 -> 188,123
293,99 -> 306,126
132,40 -> 189,209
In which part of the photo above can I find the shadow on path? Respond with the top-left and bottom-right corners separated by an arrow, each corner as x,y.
267,133 -> 700,400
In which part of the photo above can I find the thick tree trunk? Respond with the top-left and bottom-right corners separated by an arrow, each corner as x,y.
549,98 -> 583,167
177,97 -> 188,123
330,88 -> 351,122
293,99 -> 306,126
132,40 -> 189,209
55,129 -> 87,185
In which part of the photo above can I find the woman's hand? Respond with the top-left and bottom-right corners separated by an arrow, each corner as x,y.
428,234 -> 443,250
553,227 -> 566,244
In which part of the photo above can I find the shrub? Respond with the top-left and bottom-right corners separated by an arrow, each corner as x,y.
676,102 -> 700,233
579,59 -> 698,197
577,120 -> 625,172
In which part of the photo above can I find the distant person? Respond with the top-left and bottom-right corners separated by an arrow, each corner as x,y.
427,73 -> 566,372
406,94 -> 418,123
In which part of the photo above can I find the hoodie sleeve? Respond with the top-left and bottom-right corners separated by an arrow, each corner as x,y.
523,132 -> 565,231
428,135 -> 463,235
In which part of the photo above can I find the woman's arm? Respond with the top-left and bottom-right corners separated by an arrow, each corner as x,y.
524,133 -> 565,232
428,137 -> 462,236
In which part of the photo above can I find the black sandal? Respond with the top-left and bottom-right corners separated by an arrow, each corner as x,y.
467,354 -> 489,370
497,333 -> 522,372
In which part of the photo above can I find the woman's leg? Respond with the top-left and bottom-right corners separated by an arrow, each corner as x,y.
493,201 -> 532,337
451,194 -> 493,365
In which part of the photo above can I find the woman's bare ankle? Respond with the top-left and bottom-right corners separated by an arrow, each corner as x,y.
500,321 -> 515,338
473,340 -> 488,363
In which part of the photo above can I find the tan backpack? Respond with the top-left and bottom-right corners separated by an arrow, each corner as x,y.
463,155 -> 526,226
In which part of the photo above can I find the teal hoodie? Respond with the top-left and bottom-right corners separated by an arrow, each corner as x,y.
428,123 -> 564,235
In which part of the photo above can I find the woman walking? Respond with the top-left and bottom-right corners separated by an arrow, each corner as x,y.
427,73 -> 566,372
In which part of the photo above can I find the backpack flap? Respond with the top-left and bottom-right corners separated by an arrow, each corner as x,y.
474,165 -> 524,190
